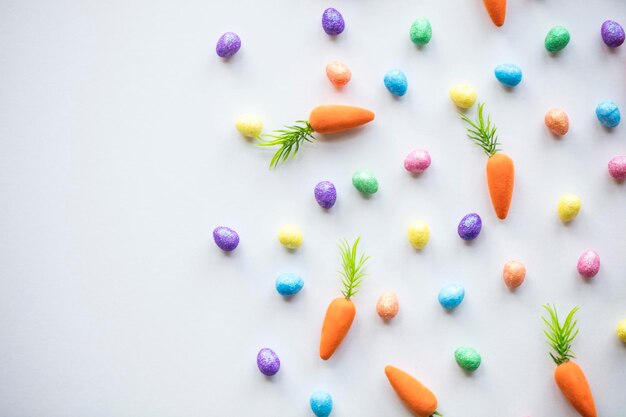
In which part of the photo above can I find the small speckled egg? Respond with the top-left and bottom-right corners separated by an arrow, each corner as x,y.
235,114 -> 263,138
407,221 -> 430,249
352,169 -> 379,195
322,8 -> 345,36
275,273 -> 304,296
557,194 -> 581,222
494,64 -> 522,87
577,250 -> 600,278
457,213 -> 482,241
310,391 -> 333,417
213,226 -> 239,251
503,260 -> 526,289
449,84 -> 477,109
376,291 -> 400,320
215,32 -> 241,58
454,346 -> 481,372
277,224 -> 303,249
409,18 -> 432,45
596,100 -> 621,128
384,69 -> 408,97
616,319 -> 626,343
608,156 -> 626,180
438,284 -> 465,310
544,108 -> 569,136
314,181 -> 337,209
404,149 -> 431,173
325,61 -> 351,87
545,26 -> 570,52
257,348 -> 280,376
601,20 -> 625,48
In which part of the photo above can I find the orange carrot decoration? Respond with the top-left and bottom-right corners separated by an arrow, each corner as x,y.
542,305 -> 597,417
319,236 -> 370,360
259,105 -> 375,168
384,365 -> 441,417
482,0 -> 506,27
460,102 -> 514,220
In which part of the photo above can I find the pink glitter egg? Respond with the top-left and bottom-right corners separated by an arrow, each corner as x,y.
545,108 -> 569,136
577,250 -> 600,278
503,260 -> 526,289
325,61 -> 351,87
404,149 -> 431,173
608,156 -> 626,180
376,291 -> 399,320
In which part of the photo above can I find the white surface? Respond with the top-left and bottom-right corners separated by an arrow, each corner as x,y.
1,0 -> 626,416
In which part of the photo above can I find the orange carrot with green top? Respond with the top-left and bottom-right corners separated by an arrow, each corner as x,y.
259,105 -> 375,168
384,365 -> 441,417
319,236 -> 369,360
482,0 -> 506,27
542,304 -> 597,417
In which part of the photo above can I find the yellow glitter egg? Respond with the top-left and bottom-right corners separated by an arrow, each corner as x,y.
449,84 -> 477,109
617,319 -> 626,343
407,221 -> 430,249
235,114 -> 263,138
376,291 -> 399,320
557,193 -> 581,222
325,61 -> 352,87
277,224 -> 303,249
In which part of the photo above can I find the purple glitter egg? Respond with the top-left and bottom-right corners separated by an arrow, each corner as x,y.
322,8 -> 345,36
601,20 -> 625,48
215,32 -> 241,58
457,213 -> 482,241
256,348 -> 280,376
213,226 -> 240,251
314,181 -> 337,209
577,250 -> 600,278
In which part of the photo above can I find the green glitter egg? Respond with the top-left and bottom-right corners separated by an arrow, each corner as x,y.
352,169 -> 378,195
454,346 -> 481,372
545,26 -> 570,52
410,18 -> 432,45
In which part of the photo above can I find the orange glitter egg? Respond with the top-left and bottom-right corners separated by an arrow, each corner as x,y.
545,108 -> 569,136
503,260 -> 526,289
376,291 -> 399,320
325,61 -> 351,87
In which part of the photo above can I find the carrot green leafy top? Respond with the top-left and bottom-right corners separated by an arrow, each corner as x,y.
257,121 -> 315,168
338,236 -> 370,299
459,102 -> 500,157
542,304 -> 580,365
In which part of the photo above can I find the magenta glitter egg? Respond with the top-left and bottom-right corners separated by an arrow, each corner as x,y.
314,181 -> 337,209
404,149 -> 431,173
213,226 -> 240,251
256,348 -> 280,376
608,156 -> 626,180
322,8 -> 345,36
215,32 -> 241,58
577,250 -> 600,278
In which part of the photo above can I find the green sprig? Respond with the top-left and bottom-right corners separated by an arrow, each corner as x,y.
459,102 -> 500,157
257,121 -> 315,168
542,304 -> 580,365
338,236 -> 370,299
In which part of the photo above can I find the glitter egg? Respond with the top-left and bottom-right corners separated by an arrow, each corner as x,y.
275,273 -> 304,296
596,100 -> 621,128
212,226 -> 240,251
608,156 -> 626,180
384,69 -> 408,97
544,108 -> 569,136
494,64 -> 522,87
407,221 -> 430,249
557,194 -> 581,222
449,84 -> 477,109
352,169 -> 379,195
322,8 -> 345,36
617,319 -> 626,343
256,348 -> 280,376
215,32 -> 241,58
314,181 -> 337,209
438,284 -> 465,310
601,20 -> 625,48
577,250 -> 600,278
545,26 -> 570,52
376,291 -> 400,320
235,114 -> 263,138
310,391 -> 333,417
454,346 -> 481,372
409,18 -> 432,45
503,260 -> 526,289
457,213 -> 482,241
325,61 -> 351,87
404,149 -> 431,173
277,224 -> 303,249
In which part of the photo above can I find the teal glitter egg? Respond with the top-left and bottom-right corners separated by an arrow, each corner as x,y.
352,169 -> 378,195
409,18 -> 432,45
454,346 -> 481,372
384,69 -> 408,96
275,273 -> 304,297
310,391 -> 333,417
596,100 -> 621,128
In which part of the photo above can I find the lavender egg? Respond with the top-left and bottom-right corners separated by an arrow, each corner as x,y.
601,20 -> 625,48
314,181 -> 337,209
257,348 -> 280,376
213,226 -> 239,251
457,213 -> 482,241
322,8 -> 345,36
215,32 -> 241,58
577,250 -> 600,278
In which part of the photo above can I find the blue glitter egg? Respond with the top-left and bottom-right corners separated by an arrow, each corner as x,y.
457,213 -> 482,241
215,32 -> 241,58
596,100 -> 621,128
213,226 -> 239,251
314,181 -> 337,209
384,69 -> 408,97
438,284 -> 465,310
275,273 -> 304,296
494,64 -> 522,87
322,8 -> 345,36
310,390 -> 333,417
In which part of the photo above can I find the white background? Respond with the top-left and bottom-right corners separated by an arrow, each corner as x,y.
1,0 -> 626,416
